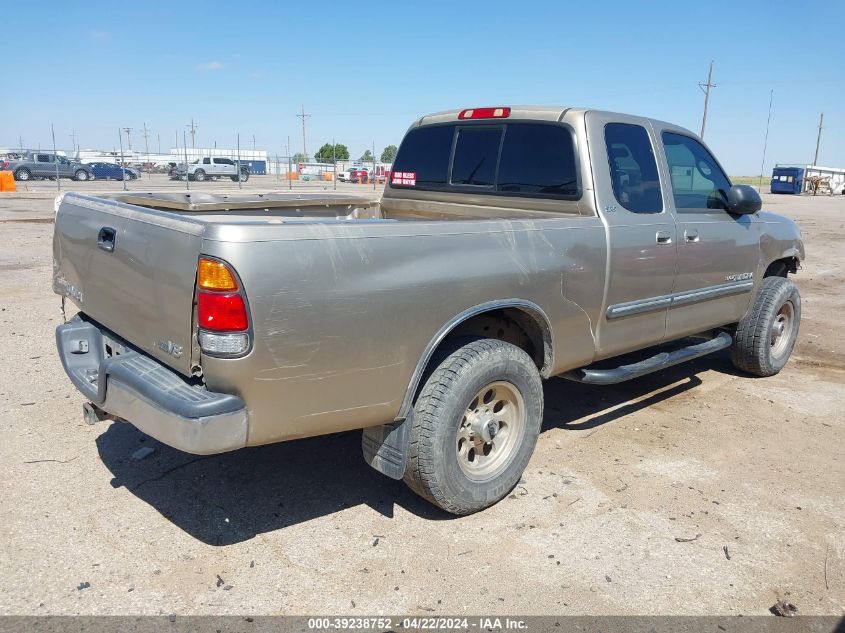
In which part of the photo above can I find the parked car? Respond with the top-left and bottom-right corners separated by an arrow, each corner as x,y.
338,166 -> 370,183
53,105 -> 804,515
174,157 -> 249,182
5,153 -> 93,182
87,162 -> 139,181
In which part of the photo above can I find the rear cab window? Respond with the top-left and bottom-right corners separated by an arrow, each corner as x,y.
391,121 -> 580,200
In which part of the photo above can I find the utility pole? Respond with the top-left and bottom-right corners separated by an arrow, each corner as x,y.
157,133 -> 161,154
51,124 -> 60,192
758,89 -> 774,193
698,61 -> 716,139
123,127 -> 133,151
297,105 -> 310,161
69,131 -> 78,155
186,118 -> 197,148
813,112 -> 824,166
252,134 -> 256,151
141,123 -> 150,155
287,135 -> 292,191
18,137 -> 24,152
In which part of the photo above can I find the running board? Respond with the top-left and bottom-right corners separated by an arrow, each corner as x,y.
563,332 -> 733,385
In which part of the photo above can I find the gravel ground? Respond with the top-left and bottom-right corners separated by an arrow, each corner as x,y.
0,184 -> 842,616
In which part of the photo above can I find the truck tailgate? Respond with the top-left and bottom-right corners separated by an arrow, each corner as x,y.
52,194 -> 203,376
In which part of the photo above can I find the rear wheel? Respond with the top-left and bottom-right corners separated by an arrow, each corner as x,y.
731,276 -> 801,376
74,170 -> 89,181
15,168 -> 31,181
404,338 -> 543,515
193,169 -> 206,182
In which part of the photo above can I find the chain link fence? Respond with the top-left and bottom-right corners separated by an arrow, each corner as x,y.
2,126 -> 392,195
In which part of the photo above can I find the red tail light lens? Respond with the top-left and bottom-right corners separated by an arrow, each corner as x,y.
198,291 -> 248,331
458,107 -> 511,120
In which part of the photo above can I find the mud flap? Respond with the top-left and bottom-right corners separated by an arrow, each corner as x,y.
361,412 -> 412,480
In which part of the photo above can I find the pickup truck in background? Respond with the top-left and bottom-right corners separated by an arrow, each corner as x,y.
6,153 -> 94,182
174,157 -> 250,182
52,105 -> 804,515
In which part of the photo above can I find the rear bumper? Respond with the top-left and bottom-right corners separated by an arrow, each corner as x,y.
56,316 -> 247,455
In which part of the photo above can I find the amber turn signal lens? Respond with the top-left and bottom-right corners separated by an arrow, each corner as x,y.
198,258 -> 238,291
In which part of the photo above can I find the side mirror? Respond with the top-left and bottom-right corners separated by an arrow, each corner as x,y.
727,184 -> 762,215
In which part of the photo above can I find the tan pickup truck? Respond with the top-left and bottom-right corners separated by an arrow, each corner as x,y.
53,105 -> 804,514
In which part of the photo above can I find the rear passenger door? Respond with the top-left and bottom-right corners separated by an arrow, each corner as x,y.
654,128 -> 760,339
34,154 -> 55,177
213,158 -> 228,176
586,113 -> 678,358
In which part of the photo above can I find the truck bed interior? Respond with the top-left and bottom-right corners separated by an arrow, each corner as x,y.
103,191 -> 585,223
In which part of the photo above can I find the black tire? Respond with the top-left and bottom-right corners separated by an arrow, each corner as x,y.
193,169 -> 206,182
403,337 -> 543,515
239,170 -> 249,182
74,170 -> 89,181
14,168 -> 31,181
731,276 -> 801,377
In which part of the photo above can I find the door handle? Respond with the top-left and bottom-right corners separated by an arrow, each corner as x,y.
656,231 -> 673,245
684,229 -> 700,243
97,227 -> 116,252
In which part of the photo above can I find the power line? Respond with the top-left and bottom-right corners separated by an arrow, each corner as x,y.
698,61 -> 716,139
813,112 -> 824,166
297,105 -> 311,161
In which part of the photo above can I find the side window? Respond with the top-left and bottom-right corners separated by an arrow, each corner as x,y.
451,127 -> 501,187
202,157 -> 211,164
37,154 -> 54,163
497,124 -> 578,196
391,125 -> 454,188
662,132 -> 731,212
604,123 -> 663,213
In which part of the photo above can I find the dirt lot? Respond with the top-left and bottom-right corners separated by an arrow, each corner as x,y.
0,183 -> 842,616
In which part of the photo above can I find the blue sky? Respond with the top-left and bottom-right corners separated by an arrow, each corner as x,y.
3,1 -> 843,174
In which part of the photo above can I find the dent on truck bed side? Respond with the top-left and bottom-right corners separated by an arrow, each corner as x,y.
197,216 -> 606,447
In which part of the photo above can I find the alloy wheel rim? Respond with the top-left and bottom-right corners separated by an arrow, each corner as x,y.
770,301 -> 794,357
456,381 -> 525,481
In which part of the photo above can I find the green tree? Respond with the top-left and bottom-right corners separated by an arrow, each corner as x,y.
380,145 -> 398,163
292,152 -> 307,163
360,149 -> 374,162
314,143 -> 350,163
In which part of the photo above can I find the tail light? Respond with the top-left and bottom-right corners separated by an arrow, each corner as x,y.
458,107 -> 511,120
196,256 -> 250,356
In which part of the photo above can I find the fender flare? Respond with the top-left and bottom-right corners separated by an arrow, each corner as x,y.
395,299 -> 554,421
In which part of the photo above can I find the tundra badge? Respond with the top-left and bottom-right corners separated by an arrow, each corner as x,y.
156,340 -> 183,358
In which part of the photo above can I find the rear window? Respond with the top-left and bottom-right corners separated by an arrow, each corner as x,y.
451,127 -> 501,186
391,121 -> 580,199
391,125 -> 454,188
498,124 -> 578,196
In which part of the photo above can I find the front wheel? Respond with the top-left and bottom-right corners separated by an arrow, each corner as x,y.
15,168 -> 31,181
74,170 -> 89,181
403,338 -> 543,515
731,276 -> 801,377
